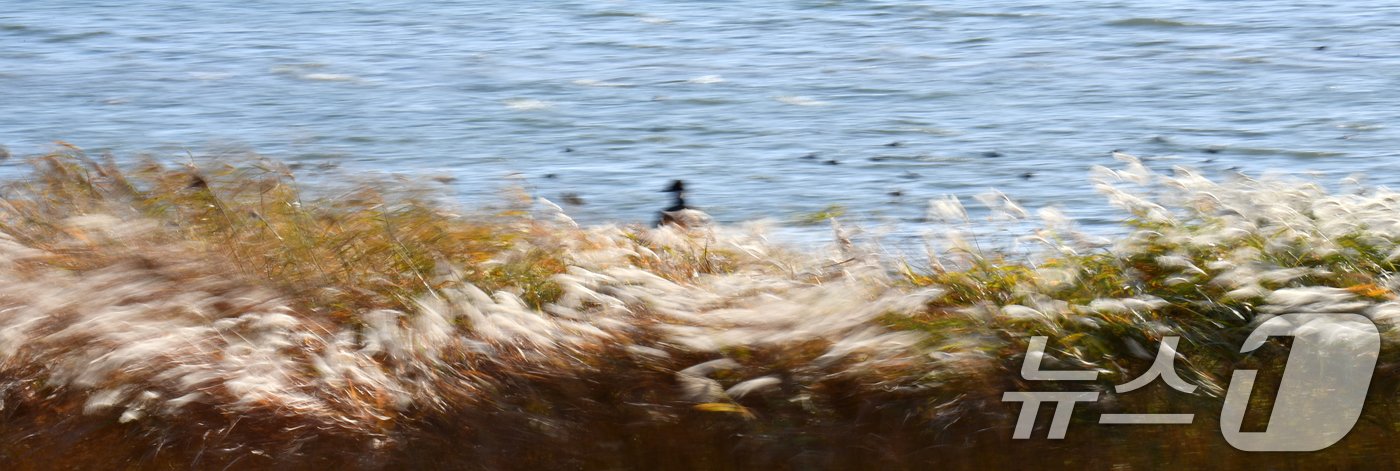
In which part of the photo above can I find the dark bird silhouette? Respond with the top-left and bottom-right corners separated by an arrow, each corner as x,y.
656,180 -> 711,228
663,180 -> 687,211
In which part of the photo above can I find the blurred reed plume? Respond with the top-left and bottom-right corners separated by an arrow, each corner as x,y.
2,148 -> 1400,469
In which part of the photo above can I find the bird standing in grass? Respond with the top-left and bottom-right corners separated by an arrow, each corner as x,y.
656,179 -> 711,228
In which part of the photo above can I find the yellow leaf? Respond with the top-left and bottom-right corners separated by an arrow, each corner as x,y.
1346,283 -> 1389,298
694,402 -> 756,419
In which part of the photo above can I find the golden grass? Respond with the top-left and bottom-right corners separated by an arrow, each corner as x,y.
1,148 -> 1400,469
0,150 -> 571,316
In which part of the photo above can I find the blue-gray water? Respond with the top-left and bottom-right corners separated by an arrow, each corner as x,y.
4,1 -> 1400,243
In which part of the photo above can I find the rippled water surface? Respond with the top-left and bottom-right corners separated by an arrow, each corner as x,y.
3,1 -> 1399,243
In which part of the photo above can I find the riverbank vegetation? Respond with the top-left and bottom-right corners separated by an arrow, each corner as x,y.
1,148 -> 1398,469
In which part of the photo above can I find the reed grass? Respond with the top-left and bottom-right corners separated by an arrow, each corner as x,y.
0,148 -> 1398,469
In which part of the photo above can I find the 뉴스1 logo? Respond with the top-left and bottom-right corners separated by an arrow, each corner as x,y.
1003,313 -> 1380,452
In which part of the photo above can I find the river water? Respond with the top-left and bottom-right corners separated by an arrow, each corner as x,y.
3,1 -> 1399,245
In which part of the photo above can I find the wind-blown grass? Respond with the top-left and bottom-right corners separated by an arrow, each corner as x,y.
0,148 -> 1399,469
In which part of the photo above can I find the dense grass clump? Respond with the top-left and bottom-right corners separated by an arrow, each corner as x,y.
1,148 -> 1400,469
